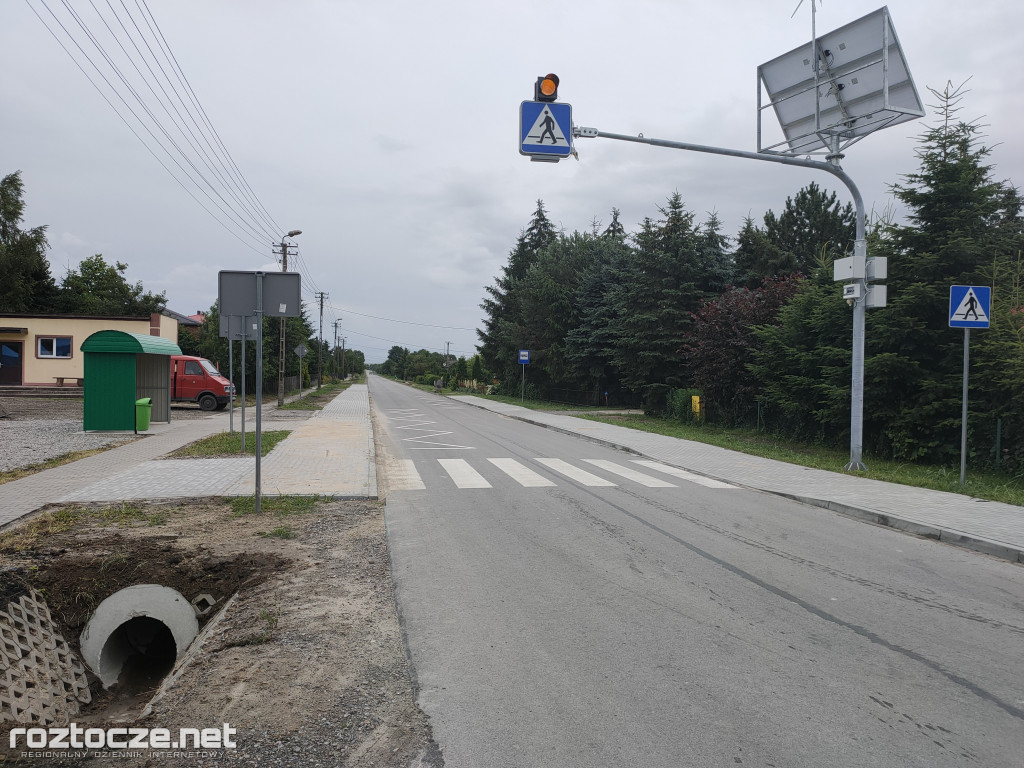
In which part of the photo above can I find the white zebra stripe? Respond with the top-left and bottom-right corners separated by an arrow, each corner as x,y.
631,460 -> 734,488
534,458 -> 617,487
487,458 -> 556,487
438,459 -> 492,488
581,459 -> 677,488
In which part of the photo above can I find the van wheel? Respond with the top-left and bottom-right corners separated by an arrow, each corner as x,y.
199,394 -> 217,411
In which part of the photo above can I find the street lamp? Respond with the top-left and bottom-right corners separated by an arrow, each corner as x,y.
278,229 -> 302,406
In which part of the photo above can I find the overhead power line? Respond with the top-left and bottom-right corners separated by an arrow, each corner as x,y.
339,327 -> 473,358
28,0 -> 282,257
328,304 -> 477,331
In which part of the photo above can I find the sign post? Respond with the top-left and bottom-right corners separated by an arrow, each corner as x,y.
518,350 -> 530,402
219,270 -> 302,514
294,343 -> 308,399
219,314 -> 250,435
949,286 -> 991,485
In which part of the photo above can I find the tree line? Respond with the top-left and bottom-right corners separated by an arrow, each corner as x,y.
478,85 -> 1024,468
369,345 -> 484,389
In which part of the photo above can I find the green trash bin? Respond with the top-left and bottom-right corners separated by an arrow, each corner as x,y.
135,397 -> 152,432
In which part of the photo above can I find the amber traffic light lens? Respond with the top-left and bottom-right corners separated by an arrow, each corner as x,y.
535,73 -> 559,102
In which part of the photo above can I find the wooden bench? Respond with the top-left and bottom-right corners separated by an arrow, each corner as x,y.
53,377 -> 84,387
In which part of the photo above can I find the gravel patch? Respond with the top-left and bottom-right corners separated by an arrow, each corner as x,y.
0,397 -> 213,473
0,418 -> 137,472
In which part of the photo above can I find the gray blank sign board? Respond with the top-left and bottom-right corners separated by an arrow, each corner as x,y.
218,314 -> 258,340
218,271 -> 302,318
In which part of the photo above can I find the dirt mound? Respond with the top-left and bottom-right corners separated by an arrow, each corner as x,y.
4,536 -> 289,658
0,498 -> 440,767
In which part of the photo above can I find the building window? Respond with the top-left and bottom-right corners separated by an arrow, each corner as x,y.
38,336 -> 73,358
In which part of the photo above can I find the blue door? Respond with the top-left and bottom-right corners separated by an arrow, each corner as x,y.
0,342 -> 22,385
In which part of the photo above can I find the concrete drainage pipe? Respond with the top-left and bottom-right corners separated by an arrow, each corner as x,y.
80,584 -> 199,689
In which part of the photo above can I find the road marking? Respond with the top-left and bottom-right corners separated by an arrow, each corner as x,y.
438,459 -> 492,488
487,458 -> 556,487
631,460 -> 735,488
386,408 -> 474,449
581,459 -> 677,487
383,456 -> 735,493
534,458 -> 617,487
402,431 -> 475,450
389,459 -> 426,490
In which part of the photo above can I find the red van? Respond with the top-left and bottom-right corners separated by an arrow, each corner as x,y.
171,355 -> 232,411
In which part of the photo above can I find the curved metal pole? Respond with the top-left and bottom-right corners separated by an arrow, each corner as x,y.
576,128 -> 868,469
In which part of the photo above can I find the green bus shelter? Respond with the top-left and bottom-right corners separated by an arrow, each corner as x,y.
81,331 -> 182,431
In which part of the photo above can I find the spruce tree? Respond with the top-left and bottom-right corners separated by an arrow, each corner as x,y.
478,200 -> 557,389
867,82 -> 1021,461
608,193 -> 706,409
566,233 -> 632,397
0,171 -> 57,313
732,216 -> 786,289
763,182 -> 855,274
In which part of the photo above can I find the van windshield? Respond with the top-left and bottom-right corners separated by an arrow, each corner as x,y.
200,360 -> 221,377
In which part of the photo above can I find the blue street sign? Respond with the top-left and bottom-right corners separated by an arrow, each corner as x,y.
520,101 -> 573,158
949,285 -> 991,328
518,350 -> 530,364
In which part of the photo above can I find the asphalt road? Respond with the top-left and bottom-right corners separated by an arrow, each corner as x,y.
371,374 -> 1024,768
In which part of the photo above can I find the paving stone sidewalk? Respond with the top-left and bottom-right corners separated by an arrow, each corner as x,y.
450,395 -> 1024,564
0,385 -> 376,528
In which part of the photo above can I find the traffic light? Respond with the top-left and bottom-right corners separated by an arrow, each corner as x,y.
534,73 -> 559,102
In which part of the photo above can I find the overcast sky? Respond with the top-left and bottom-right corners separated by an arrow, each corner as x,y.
4,1 -> 1022,363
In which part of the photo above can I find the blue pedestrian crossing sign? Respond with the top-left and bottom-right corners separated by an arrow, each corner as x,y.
949,285 -> 991,328
520,101 -> 573,159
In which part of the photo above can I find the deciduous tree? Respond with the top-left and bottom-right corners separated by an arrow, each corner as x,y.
58,254 -> 166,316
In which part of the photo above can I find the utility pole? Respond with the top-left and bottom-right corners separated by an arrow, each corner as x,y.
332,320 -> 341,377
315,291 -> 328,389
275,230 -> 301,405
341,337 -> 346,379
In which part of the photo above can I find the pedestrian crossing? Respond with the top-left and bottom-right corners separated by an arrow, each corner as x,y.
388,457 -> 735,491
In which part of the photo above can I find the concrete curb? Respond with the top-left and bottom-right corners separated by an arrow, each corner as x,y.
450,396 -> 1024,565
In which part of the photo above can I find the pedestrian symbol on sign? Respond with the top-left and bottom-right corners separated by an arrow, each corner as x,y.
949,286 -> 991,329
524,107 -> 568,147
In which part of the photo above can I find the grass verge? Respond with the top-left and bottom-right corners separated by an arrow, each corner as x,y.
257,525 -> 297,539
580,413 -> 1024,507
229,494 -> 321,517
278,380 -> 351,410
0,501 -> 168,553
167,430 -> 290,458
464,392 -> 613,411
